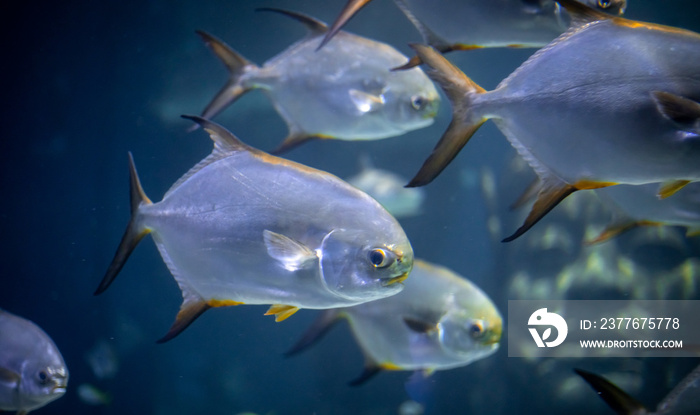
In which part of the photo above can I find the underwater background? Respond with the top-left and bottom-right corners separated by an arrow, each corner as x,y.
2,0 -> 700,414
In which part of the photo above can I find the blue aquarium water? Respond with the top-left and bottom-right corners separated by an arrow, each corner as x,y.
2,1 -> 700,414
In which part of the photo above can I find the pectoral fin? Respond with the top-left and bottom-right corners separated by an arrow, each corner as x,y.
652,91 -> 700,126
574,369 -> 649,415
349,89 -> 384,113
263,230 -> 317,272
265,304 -> 300,322
403,317 -> 439,334
0,367 -> 20,388
658,180 -> 691,199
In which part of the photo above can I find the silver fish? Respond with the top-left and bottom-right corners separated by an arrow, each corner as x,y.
196,8 -> 439,153
0,309 -> 68,415
345,157 -> 425,218
319,0 -> 626,56
576,364 -> 700,414
591,183 -> 700,244
96,116 -> 413,342
408,0 -> 700,241
287,259 -> 501,385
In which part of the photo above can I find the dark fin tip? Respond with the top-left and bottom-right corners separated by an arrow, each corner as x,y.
391,55 -> 422,71
574,368 -> 648,414
284,310 -> 339,358
348,366 -> 382,387
156,301 -> 212,343
502,183 -> 576,242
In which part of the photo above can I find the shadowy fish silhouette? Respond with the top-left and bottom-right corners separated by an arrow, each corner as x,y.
0,309 -> 68,415
96,116 -> 413,342
195,8 -> 439,153
286,259 -> 501,385
407,0 -> 700,241
319,0 -> 626,59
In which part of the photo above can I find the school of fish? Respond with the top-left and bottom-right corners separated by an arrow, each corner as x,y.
7,0 -> 700,413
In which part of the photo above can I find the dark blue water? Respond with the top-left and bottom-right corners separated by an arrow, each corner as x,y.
2,1 -> 700,414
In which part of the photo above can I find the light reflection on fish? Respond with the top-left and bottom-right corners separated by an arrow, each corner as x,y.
345,157 -> 425,218
196,8 -> 439,153
591,183 -> 700,244
0,309 -> 68,415
576,364 -> 700,414
319,0 -> 626,56
96,116 -> 413,342
407,0 -> 700,241
286,259 -> 501,385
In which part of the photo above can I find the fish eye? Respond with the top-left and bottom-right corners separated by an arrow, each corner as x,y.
368,248 -> 391,268
37,370 -> 49,384
469,321 -> 484,339
597,0 -> 611,8
410,95 -> 426,111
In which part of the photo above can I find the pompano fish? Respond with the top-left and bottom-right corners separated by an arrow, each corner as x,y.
407,0 -> 700,242
576,365 -> 700,414
96,116 -> 413,342
590,183 -> 700,244
345,157 -> 425,218
286,259 -> 501,385
319,0 -> 626,56
196,8 -> 439,153
0,309 -> 68,415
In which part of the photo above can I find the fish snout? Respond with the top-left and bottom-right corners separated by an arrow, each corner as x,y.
382,271 -> 409,286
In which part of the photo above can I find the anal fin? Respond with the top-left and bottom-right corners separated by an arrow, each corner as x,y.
265,304 -> 300,322
157,297 -> 211,343
658,180 -> 691,199
284,310 -> 340,357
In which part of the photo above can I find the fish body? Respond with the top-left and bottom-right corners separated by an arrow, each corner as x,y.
320,0 -> 626,53
198,9 -> 439,152
97,116 -> 413,342
409,0 -> 700,240
287,259 -> 501,384
0,310 -> 68,415
346,159 -> 425,218
592,183 -> 700,243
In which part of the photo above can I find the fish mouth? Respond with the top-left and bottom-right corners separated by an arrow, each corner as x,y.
51,385 -> 67,394
383,272 -> 409,286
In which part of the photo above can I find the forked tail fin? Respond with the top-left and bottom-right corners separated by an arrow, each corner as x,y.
406,44 -> 486,187
95,153 -> 152,295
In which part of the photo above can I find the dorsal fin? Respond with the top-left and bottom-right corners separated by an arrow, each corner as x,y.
556,0 -> 613,26
255,8 -> 328,36
318,0 -> 372,50
182,115 -> 250,153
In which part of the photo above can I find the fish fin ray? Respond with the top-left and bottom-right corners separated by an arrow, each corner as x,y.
406,44 -> 486,187
586,221 -> 640,245
265,304 -> 300,322
95,153 -> 152,295
510,177 -> 542,210
256,7 -> 328,37
194,30 -> 257,124
157,293 -> 211,343
574,368 -> 649,414
318,0 -> 372,50
263,230 -> 318,271
652,91 -> 700,126
284,310 -> 341,357
658,180 -> 691,199
503,177 -> 577,242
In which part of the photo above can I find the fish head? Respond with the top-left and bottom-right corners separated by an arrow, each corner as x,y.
437,293 -> 502,361
318,227 -> 414,304
379,68 -> 440,134
18,359 -> 68,410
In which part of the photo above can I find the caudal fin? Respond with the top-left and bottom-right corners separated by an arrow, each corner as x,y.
194,30 -> 258,127
406,44 -> 486,187
95,153 -> 152,295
